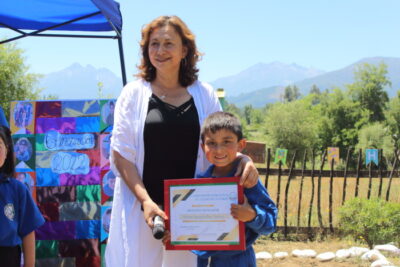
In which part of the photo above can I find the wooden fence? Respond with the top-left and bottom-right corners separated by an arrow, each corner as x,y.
243,143 -> 400,238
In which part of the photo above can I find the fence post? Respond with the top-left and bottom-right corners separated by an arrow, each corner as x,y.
386,149 -> 398,201
367,161 -> 372,199
342,148 -> 351,205
307,150 -> 315,240
317,150 -> 327,233
329,158 -> 334,233
284,151 -> 297,238
276,161 -> 282,209
265,148 -> 271,189
297,150 -> 307,228
378,149 -> 383,198
354,149 -> 362,197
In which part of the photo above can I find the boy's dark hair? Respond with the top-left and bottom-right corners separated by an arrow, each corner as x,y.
0,125 -> 15,178
201,111 -> 243,143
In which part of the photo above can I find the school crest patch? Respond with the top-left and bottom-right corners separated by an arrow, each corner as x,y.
4,203 -> 15,221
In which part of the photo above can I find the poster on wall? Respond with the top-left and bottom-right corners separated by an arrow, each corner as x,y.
100,100 -> 115,133
10,101 -> 36,134
13,135 -> 36,171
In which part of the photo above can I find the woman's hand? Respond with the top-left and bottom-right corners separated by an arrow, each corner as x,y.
113,151 -> 168,228
234,153 -> 259,188
142,199 -> 168,228
162,230 -> 171,246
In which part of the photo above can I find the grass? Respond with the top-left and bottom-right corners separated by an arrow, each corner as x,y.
254,237 -> 400,267
259,175 -> 400,227
251,175 -> 400,266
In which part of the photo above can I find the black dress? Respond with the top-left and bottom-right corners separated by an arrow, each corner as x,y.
142,94 -> 200,207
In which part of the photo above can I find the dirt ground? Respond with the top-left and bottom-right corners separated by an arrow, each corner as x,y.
254,238 -> 400,267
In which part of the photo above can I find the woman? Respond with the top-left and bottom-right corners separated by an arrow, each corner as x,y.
105,15 -> 259,267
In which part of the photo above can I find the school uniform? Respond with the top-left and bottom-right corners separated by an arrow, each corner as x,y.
0,175 -> 45,266
192,165 -> 278,267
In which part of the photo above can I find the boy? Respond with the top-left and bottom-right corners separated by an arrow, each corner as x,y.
192,111 -> 277,267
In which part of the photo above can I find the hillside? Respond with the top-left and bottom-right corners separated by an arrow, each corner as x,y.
227,57 -> 400,107
211,62 -> 324,97
39,63 -> 123,99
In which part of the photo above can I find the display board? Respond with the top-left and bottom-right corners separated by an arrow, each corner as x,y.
10,99 -> 116,267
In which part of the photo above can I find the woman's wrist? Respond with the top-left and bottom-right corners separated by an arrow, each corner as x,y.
140,197 -> 154,206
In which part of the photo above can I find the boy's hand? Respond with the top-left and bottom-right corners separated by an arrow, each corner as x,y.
230,196 -> 256,222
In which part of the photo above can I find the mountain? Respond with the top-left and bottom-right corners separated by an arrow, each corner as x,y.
39,63 -> 123,99
210,62 -> 325,97
227,57 -> 400,108
294,57 -> 400,95
39,57 -> 400,106
227,85 -> 283,108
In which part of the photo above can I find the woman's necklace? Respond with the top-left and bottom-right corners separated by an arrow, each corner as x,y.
152,84 -> 169,100
159,90 -> 168,100
152,83 -> 188,102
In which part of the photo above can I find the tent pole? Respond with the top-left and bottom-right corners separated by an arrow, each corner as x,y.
118,36 -> 127,86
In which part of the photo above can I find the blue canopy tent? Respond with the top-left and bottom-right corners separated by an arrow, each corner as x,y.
0,0 -> 127,85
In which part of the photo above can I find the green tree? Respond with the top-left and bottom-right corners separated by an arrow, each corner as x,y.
0,42 -> 42,118
316,89 -> 369,151
348,63 -> 391,122
243,104 -> 253,125
224,102 -> 242,118
356,122 -> 394,163
309,84 -> 321,105
281,85 -> 301,102
264,100 -> 319,151
251,108 -> 264,124
309,84 -> 321,95
384,96 -> 400,147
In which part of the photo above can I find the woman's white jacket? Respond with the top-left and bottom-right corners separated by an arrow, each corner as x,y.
105,79 -> 221,267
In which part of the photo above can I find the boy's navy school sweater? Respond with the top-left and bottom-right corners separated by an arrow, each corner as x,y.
192,164 -> 277,267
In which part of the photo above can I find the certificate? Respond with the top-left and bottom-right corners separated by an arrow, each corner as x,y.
164,177 -> 245,250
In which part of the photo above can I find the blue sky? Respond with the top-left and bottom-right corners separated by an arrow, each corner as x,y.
1,0 -> 400,84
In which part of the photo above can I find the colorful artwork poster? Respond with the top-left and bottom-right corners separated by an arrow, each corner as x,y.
13,135 -> 36,171
101,170 -> 115,205
15,171 -> 37,203
9,100 -> 114,267
36,101 -> 62,118
327,147 -> 340,164
100,134 -> 111,170
10,101 -> 35,134
61,100 -> 100,117
274,148 -> 288,165
99,100 -> 116,133
366,149 -> 379,166
101,206 -> 112,242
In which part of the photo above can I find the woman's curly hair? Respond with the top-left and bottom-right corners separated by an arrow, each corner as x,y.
137,15 -> 202,87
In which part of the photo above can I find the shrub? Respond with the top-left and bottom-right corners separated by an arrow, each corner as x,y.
338,198 -> 400,248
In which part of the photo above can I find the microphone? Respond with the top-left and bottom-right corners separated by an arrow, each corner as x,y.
152,215 -> 165,239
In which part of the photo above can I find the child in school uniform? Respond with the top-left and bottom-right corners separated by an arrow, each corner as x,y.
0,126 -> 45,267
192,111 -> 277,267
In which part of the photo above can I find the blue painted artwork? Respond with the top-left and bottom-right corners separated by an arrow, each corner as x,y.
44,130 -> 95,151
100,207 -> 112,242
50,152 -> 90,175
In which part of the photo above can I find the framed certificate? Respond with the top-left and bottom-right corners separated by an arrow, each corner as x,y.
164,177 -> 245,251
